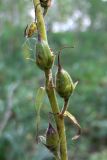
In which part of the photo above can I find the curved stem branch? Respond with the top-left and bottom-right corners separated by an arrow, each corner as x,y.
60,99 -> 69,116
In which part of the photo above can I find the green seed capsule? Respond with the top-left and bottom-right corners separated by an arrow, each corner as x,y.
55,47 -> 78,115
55,49 -> 77,101
46,123 -> 59,147
56,68 -> 74,100
46,123 -> 59,157
36,34 -> 55,70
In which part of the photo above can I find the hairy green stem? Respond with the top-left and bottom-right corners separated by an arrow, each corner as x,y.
33,0 -> 68,159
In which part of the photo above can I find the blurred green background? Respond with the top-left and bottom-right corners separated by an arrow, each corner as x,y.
0,0 -> 107,159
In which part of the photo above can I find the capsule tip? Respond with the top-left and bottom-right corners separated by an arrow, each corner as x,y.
73,81 -> 78,89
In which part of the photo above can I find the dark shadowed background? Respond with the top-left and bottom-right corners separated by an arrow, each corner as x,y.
0,0 -> 107,159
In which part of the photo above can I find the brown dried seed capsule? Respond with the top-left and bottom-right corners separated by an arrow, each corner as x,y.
40,0 -> 52,16
24,22 -> 37,38
40,0 -> 51,7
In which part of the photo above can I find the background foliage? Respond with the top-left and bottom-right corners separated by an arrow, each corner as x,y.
0,0 -> 107,159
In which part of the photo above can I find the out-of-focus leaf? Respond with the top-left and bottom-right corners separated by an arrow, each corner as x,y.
35,87 -> 46,142
22,40 -> 32,61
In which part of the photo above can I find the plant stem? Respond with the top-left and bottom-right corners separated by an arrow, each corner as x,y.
60,99 -> 69,116
55,154 -> 61,160
45,70 -> 68,160
33,0 -> 68,159
33,0 -> 47,41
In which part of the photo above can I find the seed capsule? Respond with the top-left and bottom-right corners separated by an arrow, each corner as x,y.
56,68 -> 74,100
24,22 -> 37,38
56,48 -> 77,100
36,34 -> 55,71
55,47 -> 78,115
40,0 -> 51,8
46,123 -> 59,157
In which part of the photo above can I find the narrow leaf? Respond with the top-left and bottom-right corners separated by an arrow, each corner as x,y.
64,111 -> 81,140
35,87 -> 46,142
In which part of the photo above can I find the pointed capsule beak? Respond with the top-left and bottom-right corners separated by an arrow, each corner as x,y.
73,81 -> 78,90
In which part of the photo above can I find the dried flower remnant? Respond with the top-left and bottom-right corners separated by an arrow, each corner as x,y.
40,0 -> 52,16
24,22 -> 37,38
